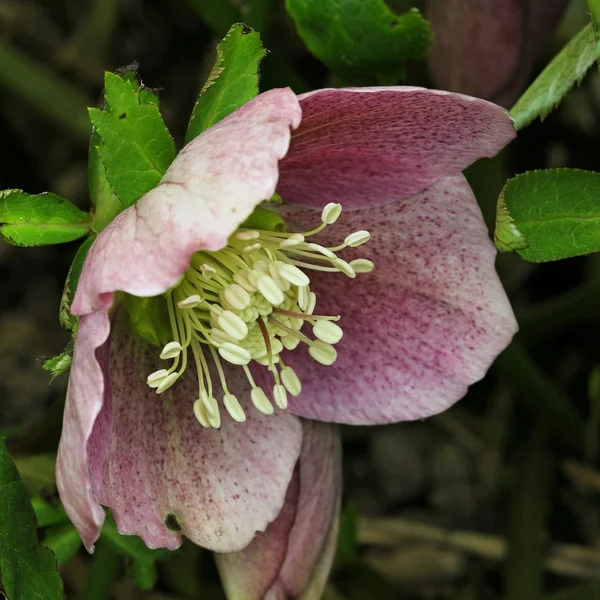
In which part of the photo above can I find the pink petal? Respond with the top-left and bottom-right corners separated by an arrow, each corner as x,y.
73,88 -> 301,316
276,87 -> 515,210
216,422 -> 341,600
56,311 -> 111,551
427,0 -> 569,107
57,312 -> 303,552
276,175 -> 517,424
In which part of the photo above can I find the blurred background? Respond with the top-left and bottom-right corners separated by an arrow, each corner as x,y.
2,0 -> 600,598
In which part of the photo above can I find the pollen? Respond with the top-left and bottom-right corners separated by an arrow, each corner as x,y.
146,202 -> 373,428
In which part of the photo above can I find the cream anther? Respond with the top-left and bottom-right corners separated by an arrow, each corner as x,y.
177,294 -> 202,309
257,275 -> 285,305
251,387 -> 274,415
147,369 -> 169,387
313,320 -> 344,344
223,394 -> 246,422
297,286 -> 310,311
349,258 -> 374,273
160,341 -> 183,360
222,284 -> 251,310
156,372 -> 180,394
306,292 -> 317,315
218,342 -> 252,365
193,399 -> 210,427
345,230 -> 371,248
200,264 -> 217,278
281,366 -> 302,396
309,340 -> 338,366
280,233 -> 304,248
278,263 -> 310,287
274,385 -> 288,409
281,336 -> 301,351
217,310 -> 248,341
235,230 -> 260,241
306,243 -> 336,259
242,242 -> 262,254
333,258 -> 356,278
321,202 -> 342,224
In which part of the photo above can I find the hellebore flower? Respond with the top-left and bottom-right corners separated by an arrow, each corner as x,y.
427,0 -> 570,107
56,86 -> 517,592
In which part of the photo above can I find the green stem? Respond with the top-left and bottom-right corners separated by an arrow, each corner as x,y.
505,426 -> 549,600
0,39 -> 90,139
494,340 -> 584,451
184,0 -> 241,35
518,276 -> 600,344
80,539 -> 121,600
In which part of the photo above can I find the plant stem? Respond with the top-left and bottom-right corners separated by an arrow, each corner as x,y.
0,39 -> 90,139
494,340 -> 583,451
80,539 -> 120,600
505,425 -> 549,600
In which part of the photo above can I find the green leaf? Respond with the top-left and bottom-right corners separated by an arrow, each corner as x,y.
13,454 -> 56,496
43,522 -> 82,566
285,0 -> 431,83
101,514 -> 171,561
42,340 -> 73,382
547,583 -> 600,599
186,23 -> 267,143
336,502 -> 359,564
89,129 -> 123,232
494,169 -> 600,262
0,439 -> 64,599
31,497 -> 68,528
90,71 -> 176,210
129,557 -> 158,590
59,234 -> 96,333
510,24 -> 600,130
0,189 -> 91,246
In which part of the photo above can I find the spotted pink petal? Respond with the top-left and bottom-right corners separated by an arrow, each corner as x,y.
216,422 -> 341,600
427,0 -> 569,107
272,175 -> 517,424
57,312 -> 302,552
276,87 -> 515,210
73,88 -> 301,316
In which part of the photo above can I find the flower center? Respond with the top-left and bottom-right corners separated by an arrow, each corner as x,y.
146,202 -> 373,428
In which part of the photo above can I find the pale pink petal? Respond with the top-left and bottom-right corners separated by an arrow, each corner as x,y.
276,87 -> 515,209
427,0 -> 569,107
273,175 -> 517,424
56,311 -> 111,551
216,422 -> 341,600
59,312 -> 302,552
73,88 -> 301,316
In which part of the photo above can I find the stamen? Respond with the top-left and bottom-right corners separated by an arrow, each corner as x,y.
147,369 -> 169,387
156,372 -> 180,394
177,294 -> 203,309
193,398 -> 210,427
321,202 -> 342,224
218,342 -> 252,365
235,230 -> 260,241
313,320 -> 344,344
280,366 -> 302,396
251,387 -> 274,415
332,258 -> 356,278
349,258 -> 375,273
308,340 -> 338,366
256,275 -> 285,306
146,199 -> 372,424
344,230 -> 371,248
160,341 -> 183,360
217,310 -> 248,341
280,233 -> 304,248
223,393 -> 246,422
273,384 -> 288,409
